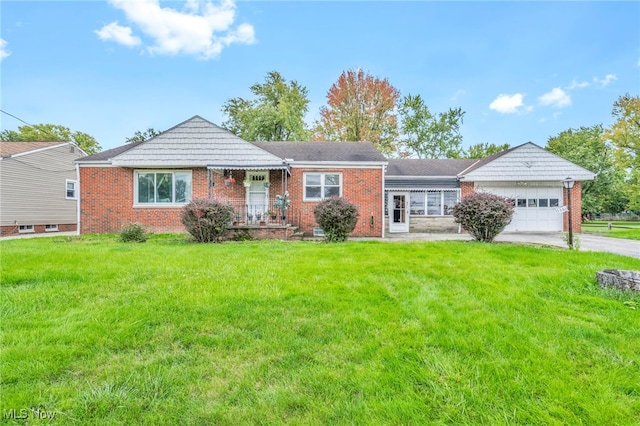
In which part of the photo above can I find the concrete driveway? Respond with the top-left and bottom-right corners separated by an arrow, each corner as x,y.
383,232 -> 640,259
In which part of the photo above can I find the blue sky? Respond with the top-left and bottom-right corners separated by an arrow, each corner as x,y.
1,1 -> 638,152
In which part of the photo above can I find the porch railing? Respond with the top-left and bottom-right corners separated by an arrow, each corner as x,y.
217,199 -> 299,227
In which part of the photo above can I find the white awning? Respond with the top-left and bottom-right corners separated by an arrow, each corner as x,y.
207,164 -> 290,172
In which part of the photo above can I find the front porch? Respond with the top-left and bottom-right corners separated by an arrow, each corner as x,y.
219,199 -> 302,240
207,167 -> 302,239
226,223 -> 299,240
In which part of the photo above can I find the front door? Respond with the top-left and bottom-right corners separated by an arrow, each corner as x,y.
389,192 -> 409,233
245,171 -> 269,221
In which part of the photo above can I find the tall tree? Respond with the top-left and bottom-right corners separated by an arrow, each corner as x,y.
547,125 -> 627,215
464,142 -> 510,159
313,69 -> 400,156
397,94 -> 465,158
222,71 -> 311,141
126,128 -> 161,143
604,93 -> 640,211
0,123 -> 101,154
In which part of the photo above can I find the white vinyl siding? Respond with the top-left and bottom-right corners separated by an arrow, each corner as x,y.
0,143 -> 82,227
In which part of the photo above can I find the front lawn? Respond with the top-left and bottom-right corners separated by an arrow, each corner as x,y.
1,235 -> 640,425
582,221 -> 640,240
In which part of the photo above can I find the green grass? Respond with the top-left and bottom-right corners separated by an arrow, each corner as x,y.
1,235 -> 640,425
582,221 -> 640,240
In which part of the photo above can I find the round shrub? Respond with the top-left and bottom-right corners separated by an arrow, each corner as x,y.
452,192 -> 514,242
181,199 -> 234,243
313,198 -> 359,242
120,222 -> 149,243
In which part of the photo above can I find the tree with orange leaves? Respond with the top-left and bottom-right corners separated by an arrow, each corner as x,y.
313,69 -> 400,156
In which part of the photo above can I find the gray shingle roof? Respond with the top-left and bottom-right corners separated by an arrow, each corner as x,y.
78,116 -> 287,168
459,142 -> 596,181
253,141 -> 387,163
1,141 -> 70,157
386,158 -> 477,177
76,141 -> 144,163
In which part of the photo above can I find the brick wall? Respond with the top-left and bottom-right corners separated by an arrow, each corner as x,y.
562,181 -> 582,233
286,167 -> 384,237
460,181 -> 474,198
80,167 -> 209,234
80,166 -> 383,237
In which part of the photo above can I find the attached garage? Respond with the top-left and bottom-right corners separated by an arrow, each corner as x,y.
459,143 -> 595,233
385,143 -> 595,234
476,182 -> 564,232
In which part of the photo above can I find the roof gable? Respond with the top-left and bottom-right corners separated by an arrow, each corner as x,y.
0,141 -> 70,158
109,116 -> 286,168
459,142 -> 596,182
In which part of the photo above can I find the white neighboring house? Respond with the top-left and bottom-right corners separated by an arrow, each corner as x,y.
0,141 -> 86,237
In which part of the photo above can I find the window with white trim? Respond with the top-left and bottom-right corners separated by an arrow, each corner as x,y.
135,171 -> 192,205
19,225 -> 34,233
410,190 -> 459,216
514,198 -> 560,208
304,173 -> 341,201
45,224 -> 59,232
66,179 -> 78,199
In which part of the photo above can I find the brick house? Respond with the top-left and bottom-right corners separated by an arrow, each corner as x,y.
77,116 -> 595,239
76,116 -> 387,238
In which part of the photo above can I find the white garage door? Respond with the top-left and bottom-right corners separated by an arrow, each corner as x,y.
481,186 -> 563,232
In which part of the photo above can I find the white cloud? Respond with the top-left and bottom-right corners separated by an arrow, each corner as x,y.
565,79 -> 589,90
593,73 -> 617,87
538,88 -> 571,108
489,93 -> 525,114
95,22 -> 141,47
450,89 -> 466,102
98,0 -> 255,59
0,38 -> 10,60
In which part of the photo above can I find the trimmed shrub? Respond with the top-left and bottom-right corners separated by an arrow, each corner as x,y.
313,198 -> 359,242
181,199 -> 234,243
452,192 -> 514,242
120,222 -> 149,243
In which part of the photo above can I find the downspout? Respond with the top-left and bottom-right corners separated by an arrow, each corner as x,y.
456,176 -> 463,234
207,169 -> 212,199
76,163 -> 81,236
381,163 -> 386,239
